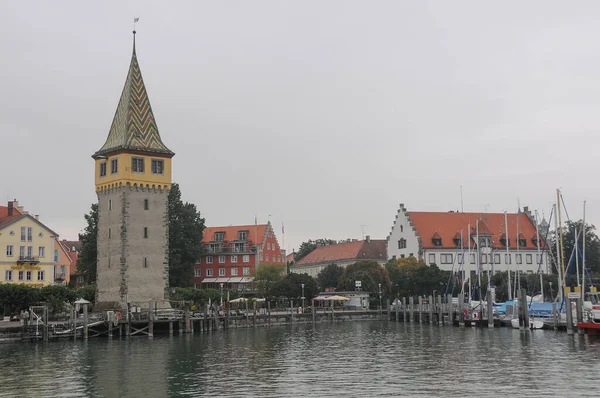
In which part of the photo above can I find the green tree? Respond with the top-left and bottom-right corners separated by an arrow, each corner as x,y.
77,203 -> 98,284
254,263 -> 285,300
168,183 -> 206,287
295,238 -> 337,262
548,220 -> 600,275
338,261 -> 391,297
272,273 -> 318,301
317,263 -> 345,290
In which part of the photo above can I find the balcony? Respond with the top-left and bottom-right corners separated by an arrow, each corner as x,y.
204,240 -> 256,254
17,255 -> 40,264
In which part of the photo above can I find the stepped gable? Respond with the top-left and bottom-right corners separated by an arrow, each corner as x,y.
406,211 -> 546,250
93,33 -> 173,158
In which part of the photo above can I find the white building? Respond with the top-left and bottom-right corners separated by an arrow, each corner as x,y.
387,204 -> 550,275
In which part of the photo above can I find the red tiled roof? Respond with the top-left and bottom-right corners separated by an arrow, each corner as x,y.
0,205 -> 21,218
408,212 -> 546,250
295,239 -> 387,265
0,215 -> 23,229
202,224 -> 268,245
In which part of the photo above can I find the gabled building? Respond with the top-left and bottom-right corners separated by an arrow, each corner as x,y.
386,203 -> 550,275
54,239 -> 80,286
0,200 -> 59,286
193,222 -> 284,290
289,236 -> 388,277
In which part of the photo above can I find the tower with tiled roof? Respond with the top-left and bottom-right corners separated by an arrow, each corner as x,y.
93,31 -> 173,310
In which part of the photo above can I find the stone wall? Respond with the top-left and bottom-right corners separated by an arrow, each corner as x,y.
96,184 -> 169,309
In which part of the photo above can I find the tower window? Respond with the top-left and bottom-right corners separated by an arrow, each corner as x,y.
108,228 -> 111,239
108,199 -> 112,210
111,158 -> 118,174
144,227 -> 148,238
132,157 -> 145,173
144,199 -> 149,210
143,257 -> 148,268
151,159 -> 164,175
100,162 -> 107,177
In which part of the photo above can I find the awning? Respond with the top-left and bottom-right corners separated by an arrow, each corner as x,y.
201,278 -> 218,283
240,277 -> 254,283
215,277 -> 230,283
228,277 -> 244,283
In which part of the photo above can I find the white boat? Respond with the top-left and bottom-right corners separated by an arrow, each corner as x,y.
511,317 -> 544,329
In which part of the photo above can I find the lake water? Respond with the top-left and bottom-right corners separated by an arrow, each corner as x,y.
0,321 -> 598,397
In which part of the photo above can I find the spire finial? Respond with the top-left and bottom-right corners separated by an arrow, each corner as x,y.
133,17 -> 139,54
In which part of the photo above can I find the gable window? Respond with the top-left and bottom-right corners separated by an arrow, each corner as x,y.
398,239 -> 407,249
214,232 -> 224,242
428,253 -> 436,264
6,245 -> 13,256
400,225 -> 404,233
21,227 -> 26,242
132,157 -> 145,173
100,162 -> 107,177
151,159 -> 164,175
219,255 -> 226,264
27,227 -> 32,242
206,268 -> 213,276
111,158 -> 118,174
238,231 -> 248,240
219,268 -> 225,276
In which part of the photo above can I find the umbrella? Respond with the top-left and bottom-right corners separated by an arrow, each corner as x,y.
326,295 -> 350,301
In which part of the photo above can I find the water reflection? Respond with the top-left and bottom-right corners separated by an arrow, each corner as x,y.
1,322 -> 600,397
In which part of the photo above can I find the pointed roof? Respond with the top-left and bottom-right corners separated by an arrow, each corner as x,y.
93,32 -> 174,158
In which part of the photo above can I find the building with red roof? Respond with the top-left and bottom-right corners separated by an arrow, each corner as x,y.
193,221 -> 284,290
289,236 -> 387,277
387,204 -> 550,275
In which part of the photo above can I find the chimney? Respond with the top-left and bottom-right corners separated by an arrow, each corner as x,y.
7,201 -> 13,216
35,215 -> 39,221
366,235 -> 371,243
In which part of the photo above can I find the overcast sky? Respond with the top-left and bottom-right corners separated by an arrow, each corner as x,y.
1,1 -> 599,253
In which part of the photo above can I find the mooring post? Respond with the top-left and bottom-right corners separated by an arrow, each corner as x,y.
387,299 -> 391,321
108,314 -> 113,339
43,306 -> 49,342
552,302 -> 558,330
148,299 -> 154,339
408,297 -> 414,322
312,299 -> 316,324
435,295 -> 441,324
402,297 -> 407,323
72,308 -> 77,341
253,301 -> 257,328
126,302 -> 131,337
204,305 -> 208,332
429,295 -> 434,324
458,293 -> 464,326
576,297 -> 584,335
519,288 -> 529,330
268,301 -> 271,327
245,299 -> 249,325
83,303 -> 89,339
184,305 -> 191,333
486,291 -> 493,329
446,294 -> 452,324
395,298 -> 399,322
169,321 -> 173,336
566,297 -> 574,335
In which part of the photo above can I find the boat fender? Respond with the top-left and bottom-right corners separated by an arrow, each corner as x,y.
115,312 -> 122,321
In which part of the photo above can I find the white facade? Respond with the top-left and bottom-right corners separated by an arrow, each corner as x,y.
387,205 -> 420,261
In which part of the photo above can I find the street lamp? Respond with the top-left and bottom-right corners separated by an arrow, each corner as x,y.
378,283 -> 382,313
301,283 -> 305,310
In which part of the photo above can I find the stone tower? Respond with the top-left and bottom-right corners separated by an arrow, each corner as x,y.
92,31 -> 174,310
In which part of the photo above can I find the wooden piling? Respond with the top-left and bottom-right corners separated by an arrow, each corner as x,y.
552,302 -> 558,330
418,297 -> 423,324
43,306 -> 49,342
458,293 -> 464,326
437,295 -> 442,325
268,301 -> 271,327
169,321 -> 173,336
519,288 -> 529,330
429,295 -> 433,324
184,307 -> 191,333
253,301 -> 257,328
126,302 -> 131,337
576,297 -> 584,335
148,299 -> 154,339
395,298 -> 399,322
83,303 -> 89,339
108,315 -> 113,339
486,291 -> 493,328
566,297 -> 574,335
72,308 -> 76,341
312,299 -> 316,324
408,297 -> 414,322
402,297 -> 407,323
446,294 -> 452,324
387,299 -> 391,321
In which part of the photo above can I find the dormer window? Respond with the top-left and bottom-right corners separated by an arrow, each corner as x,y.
432,232 -> 442,247
518,233 -> 527,247
214,232 -> 224,242
531,235 -> 540,247
499,234 -> 510,247
453,232 -> 462,247
238,231 -> 248,240
479,238 -> 491,248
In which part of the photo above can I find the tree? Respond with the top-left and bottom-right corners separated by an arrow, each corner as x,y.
317,263 -> 345,290
548,220 -> 600,276
295,238 -> 337,262
254,263 -> 285,300
338,261 -> 391,297
77,203 -> 98,284
385,257 -> 451,298
272,273 -> 318,301
168,183 -> 206,287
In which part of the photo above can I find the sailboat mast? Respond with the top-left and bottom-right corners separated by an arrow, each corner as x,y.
535,211 -> 543,301
575,226 -> 580,293
557,189 -> 566,286
468,223 -> 472,305
553,203 -> 563,303
505,211 -> 512,301
582,200 -> 587,300
477,220 -> 482,301
515,206 -> 520,296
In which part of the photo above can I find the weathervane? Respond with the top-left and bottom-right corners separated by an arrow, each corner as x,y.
133,17 -> 139,34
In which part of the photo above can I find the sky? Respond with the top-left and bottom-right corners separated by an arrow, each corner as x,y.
1,1 -> 599,254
